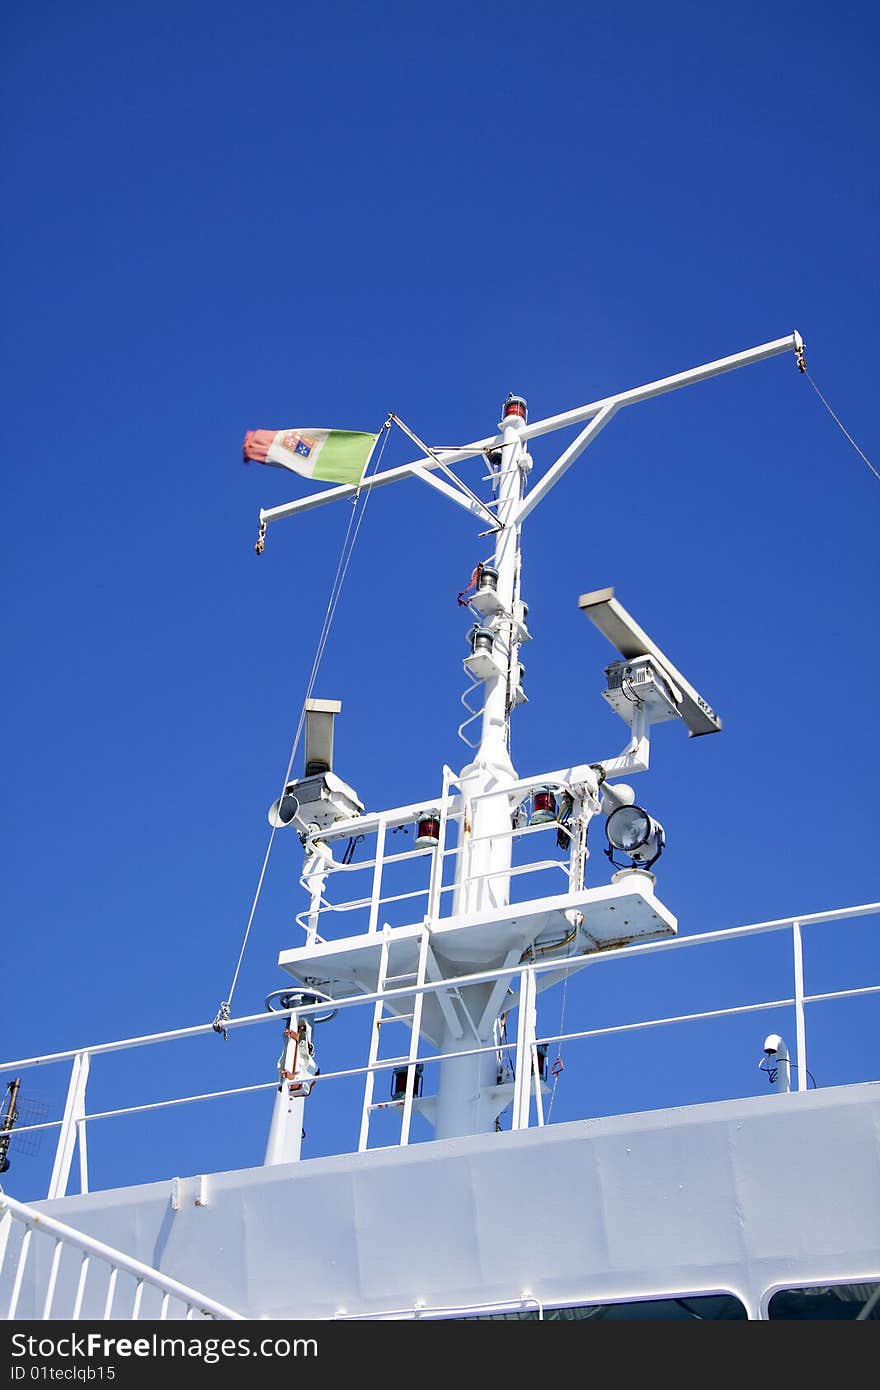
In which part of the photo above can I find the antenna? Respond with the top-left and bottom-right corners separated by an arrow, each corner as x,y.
0,1078 -> 21,1172
304,698 -> 342,776
578,587 -> 722,737
268,698 -> 363,831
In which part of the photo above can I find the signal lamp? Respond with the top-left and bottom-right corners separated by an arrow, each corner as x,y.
268,787 -> 300,828
470,626 -> 495,655
391,1064 -> 424,1100
502,394 -> 528,422
605,805 -> 665,869
415,810 -> 441,849
529,786 -> 558,826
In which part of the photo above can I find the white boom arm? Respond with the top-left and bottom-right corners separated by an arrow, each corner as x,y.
257,332 -> 802,529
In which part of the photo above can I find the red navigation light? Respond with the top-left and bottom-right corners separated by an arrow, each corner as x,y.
530,787 -> 557,826
415,810 -> 441,849
502,393 -> 527,422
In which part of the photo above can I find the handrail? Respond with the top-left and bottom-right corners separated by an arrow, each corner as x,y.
3,901 -> 878,1074
1,901 -> 877,1198
296,857 -> 568,930
0,1190 -> 245,1320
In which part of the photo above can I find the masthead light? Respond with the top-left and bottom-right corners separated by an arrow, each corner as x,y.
502,393 -> 527,422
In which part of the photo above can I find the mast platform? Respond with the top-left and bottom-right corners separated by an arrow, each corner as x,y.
278,878 -> 677,1042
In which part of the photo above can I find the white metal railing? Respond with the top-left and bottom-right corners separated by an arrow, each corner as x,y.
0,1190 -> 245,1320
1,901 -> 878,1201
292,766 -> 591,942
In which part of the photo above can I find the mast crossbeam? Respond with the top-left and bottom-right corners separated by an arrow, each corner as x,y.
257,333 -> 800,529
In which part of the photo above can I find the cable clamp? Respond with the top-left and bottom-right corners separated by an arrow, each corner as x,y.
212,1001 -> 231,1041
255,519 -> 267,555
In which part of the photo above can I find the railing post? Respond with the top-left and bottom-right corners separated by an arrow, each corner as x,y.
7,1226 -> 32,1319
71,1254 -> 90,1321
0,1208 -> 12,1283
358,930 -> 390,1153
367,819 -> 386,934
76,1118 -> 89,1194
303,849 -> 329,946
511,968 -> 537,1131
532,1042 -> 546,1126
41,1238 -> 64,1319
47,1052 -> 90,1199
400,927 -> 430,1147
792,920 -> 808,1092
426,770 -> 453,923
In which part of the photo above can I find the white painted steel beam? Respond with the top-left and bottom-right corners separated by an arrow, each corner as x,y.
793,921 -> 809,1093
408,461 -> 499,526
47,1052 -> 89,1201
514,404 -> 619,525
477,946 -> 526,1037
400,929 -> 431,1147
257,334 -> 800,528
511,969 -> 537,1131
425,947 -> 464,1040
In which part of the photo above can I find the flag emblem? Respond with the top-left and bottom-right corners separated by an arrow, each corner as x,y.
280,430 -> 317,460
243,427 -> 378,487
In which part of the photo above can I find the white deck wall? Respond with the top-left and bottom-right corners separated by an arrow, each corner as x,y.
7,1082 -> 880,1320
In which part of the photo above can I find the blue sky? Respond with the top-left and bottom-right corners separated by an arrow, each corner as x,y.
2,1 -> 878,1197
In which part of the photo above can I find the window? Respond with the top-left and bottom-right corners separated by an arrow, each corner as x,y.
767,1283 -> 880,1320
458,1294 -> 747,1321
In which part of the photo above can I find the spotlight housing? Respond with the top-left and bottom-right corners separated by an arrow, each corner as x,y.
605,804 -> 665,870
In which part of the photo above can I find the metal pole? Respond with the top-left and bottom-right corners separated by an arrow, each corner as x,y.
511,968 -> 537,1130
435,405 -> 526,1139
792,921 -> 809,1093
303,847 -> 328,946
263,1015 -> 312,1165
47,1053 -> 89,1200
455,408 -> 525,917
0,1078 -> 21,1173
367,820 -> 386,934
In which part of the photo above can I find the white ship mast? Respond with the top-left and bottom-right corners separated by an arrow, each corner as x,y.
259,332 -> 805,1149
6,327 -> 880,1326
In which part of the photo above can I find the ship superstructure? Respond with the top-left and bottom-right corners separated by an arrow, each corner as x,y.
2,331 -> 879,1322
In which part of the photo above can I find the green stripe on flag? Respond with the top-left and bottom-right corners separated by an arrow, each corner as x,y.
312,431 -> 378,485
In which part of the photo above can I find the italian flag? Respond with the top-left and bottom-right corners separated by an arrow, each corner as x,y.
242,427 -> 378,486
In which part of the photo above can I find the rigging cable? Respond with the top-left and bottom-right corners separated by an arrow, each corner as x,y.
758,1056 -> 817,1089
546,969 -> 569,1122
802,370 -> 879,484
212,421 -> 393,1036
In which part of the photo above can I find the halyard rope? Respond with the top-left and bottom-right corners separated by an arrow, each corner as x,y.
213,421 -> 392,1035
803,370 -> 879,484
